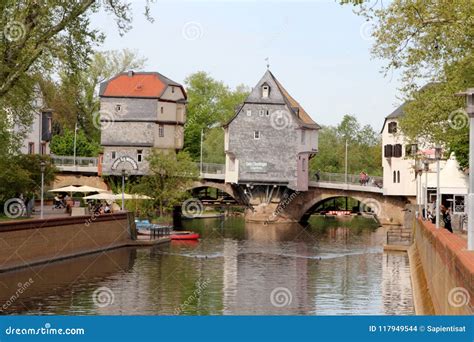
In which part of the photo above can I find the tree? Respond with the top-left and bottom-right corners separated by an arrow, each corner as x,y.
0,1 -> 153,155
49,128 -> 101,157
310,115 -> 382,176
357,0 -> 474,168
184,72 -> 249,160
135,150 -> 198,216
0,155 -> 56,206
202,128 -> 226,164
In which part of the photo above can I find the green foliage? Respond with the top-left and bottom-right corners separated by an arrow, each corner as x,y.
184,72 -> 249,160
135,150 -> 198,216
310,115 -> 381,176
49,128 -> 101,157
361,0 -> 474,169
202,128 -> 225,164
0,155 -> 56,204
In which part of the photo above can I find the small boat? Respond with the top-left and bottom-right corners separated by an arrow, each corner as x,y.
170,231 -> 200,240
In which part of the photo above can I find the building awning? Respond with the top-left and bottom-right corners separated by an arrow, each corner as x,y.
422,154 -> 468,195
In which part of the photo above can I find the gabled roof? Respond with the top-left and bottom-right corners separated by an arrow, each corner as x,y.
99,71 -> 186,99
224,70 -> 320,129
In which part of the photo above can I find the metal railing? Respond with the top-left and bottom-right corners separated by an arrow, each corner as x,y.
51,155 -> 98,167
149,226 -> 173,240
310,172 -> 383,188
199,163 -> 225,174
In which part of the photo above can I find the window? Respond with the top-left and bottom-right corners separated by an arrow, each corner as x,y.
393,171 -> 396,183
160,106 -> 164,114
115,104 -> 122,112
405,144 -> 417,156
28,142 -> 34,154
397,170 -> 400,183
41,143 -> 47,155
246,110 -> 252,116
301,130 -> 306,144
159,124 -> 164,137
262,85 -> 270,98
384,144 -> 393,158
259,110 -> 265,117
111,151 -> 116,159
393,144 -> 402,158
388,121 -> 397,133
137,149 -> 143,163
265,109 -> 269,116
171,86 -> 175,93
254,131 -> 260,140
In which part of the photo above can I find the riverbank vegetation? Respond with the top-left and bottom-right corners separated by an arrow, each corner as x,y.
310,115 -> 382,176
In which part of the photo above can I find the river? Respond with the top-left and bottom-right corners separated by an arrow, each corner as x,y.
0,216 -> 414,315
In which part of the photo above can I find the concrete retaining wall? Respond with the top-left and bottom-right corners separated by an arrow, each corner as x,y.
413,219 -> 474,315
0,212 -> 137,272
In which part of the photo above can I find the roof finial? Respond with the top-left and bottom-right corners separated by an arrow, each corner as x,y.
265,57 -> 270,70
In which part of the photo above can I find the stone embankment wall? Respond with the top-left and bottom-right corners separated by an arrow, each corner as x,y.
0,212 -> 136,272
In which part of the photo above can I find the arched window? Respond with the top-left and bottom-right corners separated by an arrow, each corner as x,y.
397,171 -> 400,183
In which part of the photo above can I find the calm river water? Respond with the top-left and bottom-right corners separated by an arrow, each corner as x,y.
0,217 -> 414,315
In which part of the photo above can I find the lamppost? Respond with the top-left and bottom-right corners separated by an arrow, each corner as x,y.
40,160 -> 46,219
456,88 -> 474,250
423,159 -> 430,220
435,145 -> 442,228
415,157 -> 423,217
200,128 -> 204,177
121,169 -> 126,211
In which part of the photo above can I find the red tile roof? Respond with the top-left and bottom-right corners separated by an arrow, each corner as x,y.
100,72 -> 184,99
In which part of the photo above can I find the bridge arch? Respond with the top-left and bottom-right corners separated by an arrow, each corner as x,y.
187,181 -> 241,203
283,187 -> 409,225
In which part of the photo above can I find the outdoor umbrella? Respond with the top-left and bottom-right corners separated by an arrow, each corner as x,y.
114,193 -> 153,200
48,185 -> 81,193
82,193 -> 117,201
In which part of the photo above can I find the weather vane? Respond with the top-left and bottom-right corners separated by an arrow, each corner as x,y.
265,57 -> 270,70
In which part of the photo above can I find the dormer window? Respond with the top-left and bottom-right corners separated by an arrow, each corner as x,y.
262,83 -> 270,98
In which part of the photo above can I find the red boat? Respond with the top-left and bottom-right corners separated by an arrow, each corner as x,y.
170,231 -> 200,240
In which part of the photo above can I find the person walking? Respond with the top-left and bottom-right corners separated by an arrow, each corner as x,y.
442,207 -> 453,233
315,169 -> 321,182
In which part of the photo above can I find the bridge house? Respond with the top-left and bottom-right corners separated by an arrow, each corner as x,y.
99,71 -> 187,175
223,70 -> 319,191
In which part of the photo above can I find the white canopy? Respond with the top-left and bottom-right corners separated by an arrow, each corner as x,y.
83,193 -> 153,200
48,185 -> 107,193
422,154 -> 468,195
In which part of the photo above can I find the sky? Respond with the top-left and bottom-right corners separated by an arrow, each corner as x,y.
91,0 -> 403,132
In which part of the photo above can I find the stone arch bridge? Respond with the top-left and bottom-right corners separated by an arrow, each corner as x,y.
190,178 -> 410,225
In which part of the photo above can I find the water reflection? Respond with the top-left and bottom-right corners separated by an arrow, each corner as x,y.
0,217 -> 414,315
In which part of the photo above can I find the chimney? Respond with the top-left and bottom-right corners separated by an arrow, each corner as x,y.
127,70 -> 134,77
